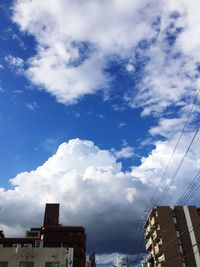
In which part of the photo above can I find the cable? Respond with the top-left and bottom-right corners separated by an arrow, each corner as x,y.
128,87 -> 200,257
161,239 -> 200,264
144,218 -> 200,265
143,87 -> 200,212
156,126 -> 200,205
131,221 -> 143,253
162,220 -> 200,250
176,170 -> 200,205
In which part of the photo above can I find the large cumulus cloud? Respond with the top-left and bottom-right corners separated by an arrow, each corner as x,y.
0,139 -> 149,253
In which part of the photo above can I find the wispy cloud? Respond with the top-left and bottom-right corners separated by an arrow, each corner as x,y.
11,0 -> 200,128
5,55 -> 24,68
25,101 -> 39,111
112,146 -> 134,159
5,55 -> 24,74
12,0 -> 156,104
118,122 -> 126,128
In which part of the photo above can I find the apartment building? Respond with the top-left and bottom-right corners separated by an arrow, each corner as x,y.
0,203 -> 86,267
144,206 -> 200,267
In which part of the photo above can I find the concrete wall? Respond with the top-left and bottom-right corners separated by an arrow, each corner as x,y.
0,246 -> 73,267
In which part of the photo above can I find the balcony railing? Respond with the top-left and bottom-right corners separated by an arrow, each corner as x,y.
152,229 -> 161,242
150,216 -> 158,227
145,238 -> 153,250
144,225 -> 151,239
154,243 -> 163,256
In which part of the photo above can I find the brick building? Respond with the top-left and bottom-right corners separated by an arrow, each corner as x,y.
144,206 -> 200,267
0,203 -> 86,267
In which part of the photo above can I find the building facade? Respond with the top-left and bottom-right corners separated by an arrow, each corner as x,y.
0,203 -> 86,267
144,206 -> 200,267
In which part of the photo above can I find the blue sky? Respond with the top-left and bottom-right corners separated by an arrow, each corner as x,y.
1,0 -> 200,266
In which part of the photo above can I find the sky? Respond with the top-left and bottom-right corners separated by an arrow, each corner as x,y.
1,0 -> 200,266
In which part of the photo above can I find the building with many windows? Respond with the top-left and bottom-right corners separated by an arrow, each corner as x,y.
0,203 -> 86,267
144,206 -> 200,267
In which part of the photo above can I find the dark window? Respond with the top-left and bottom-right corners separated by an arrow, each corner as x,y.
0,262 -> 8,267
19,263 -> 34,267
27,232 -> 39,237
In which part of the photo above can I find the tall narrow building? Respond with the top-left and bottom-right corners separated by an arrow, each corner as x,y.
144,206 -> 200,267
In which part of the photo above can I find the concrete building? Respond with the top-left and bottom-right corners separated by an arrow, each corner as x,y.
0,203 -> 86,267
144,206 -> 200,267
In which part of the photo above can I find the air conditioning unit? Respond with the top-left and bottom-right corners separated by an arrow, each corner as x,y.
35,240 -> 43,248
13,244 -> 21,248
13,244 -> 21,254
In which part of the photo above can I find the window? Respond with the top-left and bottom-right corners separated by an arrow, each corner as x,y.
19,262 -> 34,267
0,262 -> 8,267
45,262 -> 60,267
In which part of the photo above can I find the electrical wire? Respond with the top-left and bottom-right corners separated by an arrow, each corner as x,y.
156,126 -> 200,205
143,87 -> 200,212
176,170 -> 200,205
162,220 -> 200,250
127,87 -> 200,257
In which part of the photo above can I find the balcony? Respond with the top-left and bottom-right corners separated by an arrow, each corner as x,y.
145,238 -> 153,250
157,263 -> 166,267
144,225 -> 151,239
157,253 -> 165,263
154,243 -> 163,256
150,216 -> 159,227
152,229 -> 161,242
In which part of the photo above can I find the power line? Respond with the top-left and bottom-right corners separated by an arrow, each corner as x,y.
162,220 -> 200,250
176,170 -> 200,205
156,126 -> 200,205
161,232 -> 200,264
163,242 -> 200,264
130,88 -> 200,255
145,217 -> 200,265
143,87 -> 200,212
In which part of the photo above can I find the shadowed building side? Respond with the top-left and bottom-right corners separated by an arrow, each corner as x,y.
43,203 -> 60,227
143,206 -> 200,267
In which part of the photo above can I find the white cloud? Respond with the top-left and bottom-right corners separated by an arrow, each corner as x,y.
172,0 -> 200,59
113,146 -> 134,159
132,132 -> 200,200
149,117 -> 186,138
11,0 -> 200,124
25,101 -> 39,111
0,139 -> 149,253
5,55 -> 24,68
27,51 -> 109,104
12,0 -> 156,104
126,63 -> 135,73
118,122 -> 126,128
122,1 -> 200,119
5,55 -> 24,75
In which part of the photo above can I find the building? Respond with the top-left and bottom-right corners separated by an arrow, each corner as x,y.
0,203 -> 86,267
144,206 -> 200,267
